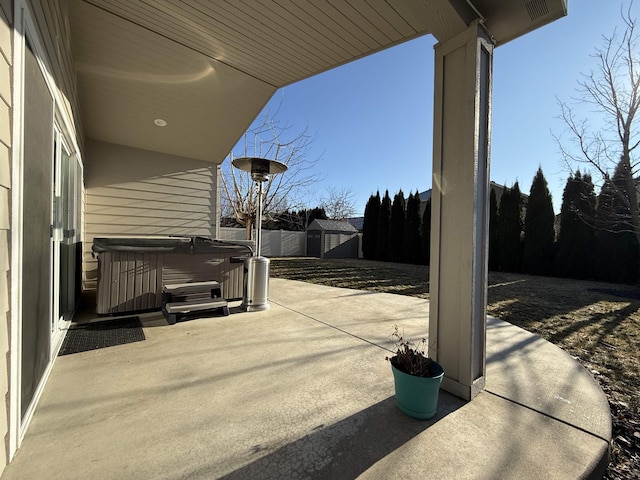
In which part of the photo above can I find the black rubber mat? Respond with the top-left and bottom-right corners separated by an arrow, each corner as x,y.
58,317 -> 145,356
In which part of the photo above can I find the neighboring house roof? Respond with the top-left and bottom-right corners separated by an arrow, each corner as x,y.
419,181 -> 528,206
307,219 -> 359,233
345,217 -> 364,232
418,190 -> 432,202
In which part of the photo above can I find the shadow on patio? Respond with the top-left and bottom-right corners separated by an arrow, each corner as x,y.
1,279 -> 610,480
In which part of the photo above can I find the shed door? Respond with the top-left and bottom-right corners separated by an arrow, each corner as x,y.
307,232 -> 322,258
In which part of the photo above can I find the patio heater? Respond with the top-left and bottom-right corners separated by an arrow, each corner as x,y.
231,157 -> 288,311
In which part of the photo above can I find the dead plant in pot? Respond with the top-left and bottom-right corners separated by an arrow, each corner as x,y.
386,325 -> 444,419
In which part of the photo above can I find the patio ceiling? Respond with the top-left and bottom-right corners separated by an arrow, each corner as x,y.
67,0 -> 566,164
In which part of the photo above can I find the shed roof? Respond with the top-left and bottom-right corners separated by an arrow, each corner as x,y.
308,219 -> 359,233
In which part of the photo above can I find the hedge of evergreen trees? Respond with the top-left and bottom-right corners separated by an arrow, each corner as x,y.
362,166 -> 640,284
363,190 -> 431,265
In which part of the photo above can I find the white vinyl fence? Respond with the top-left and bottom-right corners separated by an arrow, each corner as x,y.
219,227 -> 306,257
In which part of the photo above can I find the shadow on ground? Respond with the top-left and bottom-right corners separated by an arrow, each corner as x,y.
214,393 -> 464,480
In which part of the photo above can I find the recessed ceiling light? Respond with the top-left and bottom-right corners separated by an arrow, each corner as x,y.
154,118 -> 167,127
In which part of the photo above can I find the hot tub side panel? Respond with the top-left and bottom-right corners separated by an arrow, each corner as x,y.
95,248 -> 245,314
96,251 -> 163,315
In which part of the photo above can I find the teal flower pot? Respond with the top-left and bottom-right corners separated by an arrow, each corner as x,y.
390,359 -> 444,419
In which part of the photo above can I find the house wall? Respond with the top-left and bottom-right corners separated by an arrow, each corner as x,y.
0,0 -> 11,472
1,0 -> 84,468
83,139 -> 218,290
25,0 -> 82,145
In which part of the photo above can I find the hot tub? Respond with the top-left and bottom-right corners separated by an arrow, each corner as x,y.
92,236 -> 253,315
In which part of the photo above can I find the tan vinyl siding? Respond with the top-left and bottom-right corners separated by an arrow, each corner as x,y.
27,0 -> 83,147
83,139 -> 218,290
0,0 -> 10,473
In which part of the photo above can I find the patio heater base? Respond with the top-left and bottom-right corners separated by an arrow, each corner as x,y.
244,303 -> 270,312
241,256 -> 270,312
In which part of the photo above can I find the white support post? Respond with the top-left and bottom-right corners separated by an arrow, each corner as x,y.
429,21 -> 494,401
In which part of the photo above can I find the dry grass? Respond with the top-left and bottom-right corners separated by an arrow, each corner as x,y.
270,257 -> 640,480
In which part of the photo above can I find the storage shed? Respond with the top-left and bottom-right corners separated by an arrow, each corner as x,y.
306,220 -> 359,259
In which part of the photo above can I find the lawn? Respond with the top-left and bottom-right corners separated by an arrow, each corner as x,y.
269,257 -> 640,480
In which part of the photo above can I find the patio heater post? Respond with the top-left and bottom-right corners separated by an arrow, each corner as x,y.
231,157 -> 287,311
255,179 -> 263,257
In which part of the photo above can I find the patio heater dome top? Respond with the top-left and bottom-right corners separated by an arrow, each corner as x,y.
232,157 -> 287,182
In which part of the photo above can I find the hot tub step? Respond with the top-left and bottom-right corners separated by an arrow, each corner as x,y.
162,298 -> 229,324
163,281 -> 222,301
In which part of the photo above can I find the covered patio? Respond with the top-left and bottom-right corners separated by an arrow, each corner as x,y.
3,1 -> 609,477
1,279 -> 610,479
68,0 -> 571,406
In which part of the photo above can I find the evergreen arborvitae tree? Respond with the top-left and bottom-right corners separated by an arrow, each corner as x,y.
497,182 -> 523,272
376,190 -> 392,261
306,207 -> 327,227
523,168 -> 556,276
389,190 -> 406,262
404,191 -> 422,264
594,162 -> 640,283
420,198 -> 432,265
556,171 -> 597,279
362,192 -> 380,260
488,188 -> 499,271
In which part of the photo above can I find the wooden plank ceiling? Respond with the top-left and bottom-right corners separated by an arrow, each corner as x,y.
67,0 -> 565,164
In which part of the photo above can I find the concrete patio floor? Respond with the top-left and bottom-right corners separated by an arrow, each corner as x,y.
1,278 -> 611,480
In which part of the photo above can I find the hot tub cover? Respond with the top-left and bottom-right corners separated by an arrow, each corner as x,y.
92,236 -> 253,255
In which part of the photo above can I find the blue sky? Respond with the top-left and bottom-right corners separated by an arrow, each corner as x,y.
234,0 -> 637,216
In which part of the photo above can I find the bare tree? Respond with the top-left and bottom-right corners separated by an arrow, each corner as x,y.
555,4 -> 640,244
319,186 -> 358,220
221,106 -> 323,239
